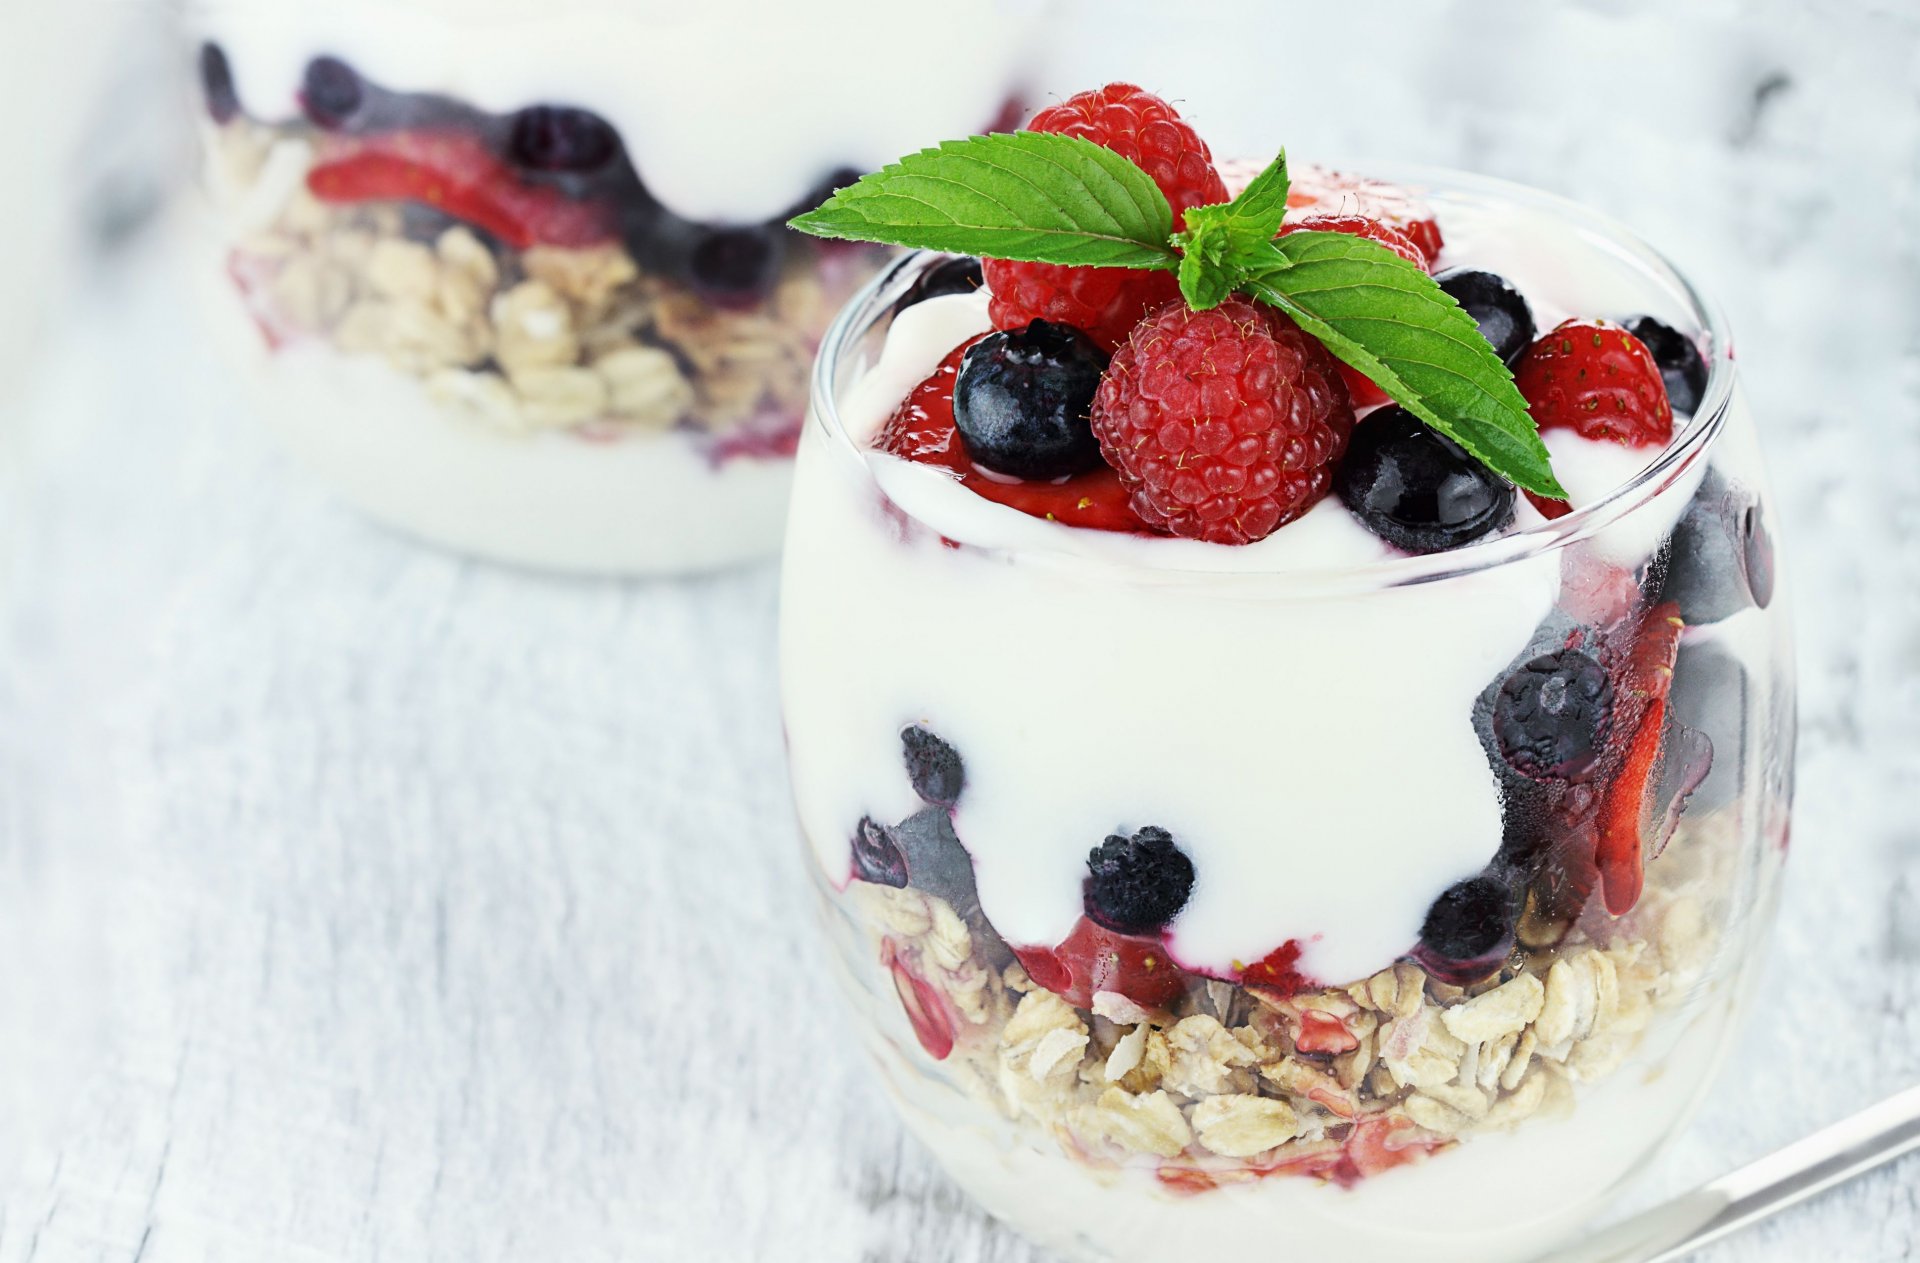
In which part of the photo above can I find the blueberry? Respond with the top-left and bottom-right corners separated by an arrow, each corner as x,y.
952,321 -> 1107,480
199,43 -> 239,124
851,816 -> 909,888
507,105 -> 621,173
300,56 -> 363,130
895,256 -> 984,315
1623,315 -> 1709,415
1336,407 -> 1516,553
1492,649 -> 1613,781
688,225 -> 787,301
901,726 -> 965,806
1436,269 -> 1535,365
1415,868 -> 1521,983
893,807 -> 979,915
1084,827 -> 1195,935
1657,469 -> 1774,623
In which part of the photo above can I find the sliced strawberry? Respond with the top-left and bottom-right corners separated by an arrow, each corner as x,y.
1013,917 -> 1188,1010
883,940 -> 956,1061
307,130 -> 617,251
1593,602 -> 1685,915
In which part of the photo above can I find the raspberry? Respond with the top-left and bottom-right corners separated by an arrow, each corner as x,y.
1091,299 -> 1355,544
983,84 -> 1227,350
1278,214 -> 1428,408
1285,165 -> 1446,264
1279,213 -> 1426,270
1515,319 -> 1674,447
984,265 -> 1183,356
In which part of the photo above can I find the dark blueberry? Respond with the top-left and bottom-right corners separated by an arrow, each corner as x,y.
1657,469 -> 1773,623
1623,315 -> 1709,415
901,726 -> 965,806
894,256 -> 985,315
893,807 -> 979,915
1083,827 -> 1195,935
1336,407 -> 1516,553
689,225 -> 787,302
1492,649 -> 1613,781
299,56 -> 364,130
198,43 -> 239,124
952,321 -> 1108,480
1415,868 -> 1521,983
851,816 -> 908,888
507,105 -> 621,173
1436,268 -> 1535,365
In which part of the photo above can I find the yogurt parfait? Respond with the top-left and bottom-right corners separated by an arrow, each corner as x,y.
188,0 -> 1044,573
781,86 -> 1792,1261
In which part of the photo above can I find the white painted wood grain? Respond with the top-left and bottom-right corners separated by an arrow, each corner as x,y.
1,2 -> 1915,1260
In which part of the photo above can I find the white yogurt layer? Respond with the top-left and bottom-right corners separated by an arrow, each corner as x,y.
188,0 -> 1049,224
784,186 -> 1723,985
194,252 -> 788,573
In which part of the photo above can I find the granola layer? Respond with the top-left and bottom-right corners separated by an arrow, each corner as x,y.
208,119 -> 880,450
829,811 -> 1734,1191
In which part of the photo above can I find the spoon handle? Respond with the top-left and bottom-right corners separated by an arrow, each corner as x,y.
1558,1084 -> 1920,1263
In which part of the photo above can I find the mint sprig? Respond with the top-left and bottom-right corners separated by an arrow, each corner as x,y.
792,136 -> 1565,499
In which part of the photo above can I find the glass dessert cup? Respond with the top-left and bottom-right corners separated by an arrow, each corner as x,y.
781,173 -> 1794,1263
185,1 -> 1042,574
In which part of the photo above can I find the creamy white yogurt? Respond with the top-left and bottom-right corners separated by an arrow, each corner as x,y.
187,0 -> 1050,224
193,242 -> 790,574
783,188 -> 1724,983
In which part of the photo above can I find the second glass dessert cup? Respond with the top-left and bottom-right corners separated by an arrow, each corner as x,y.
186,0 -> 1043,574
781,176 -> 1794,1263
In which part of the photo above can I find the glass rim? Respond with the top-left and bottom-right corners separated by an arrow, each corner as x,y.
806,162 -> 1736,595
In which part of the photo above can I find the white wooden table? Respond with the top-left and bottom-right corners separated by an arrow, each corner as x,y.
1,3 -> 1916,1259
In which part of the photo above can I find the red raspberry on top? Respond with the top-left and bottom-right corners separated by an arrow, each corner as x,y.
1515,319 -> 1674,447
1278,213 -> 1427,271
1284,165 -> 1445,265
1091,299 -> 1356,544
983,84 -> 1227,351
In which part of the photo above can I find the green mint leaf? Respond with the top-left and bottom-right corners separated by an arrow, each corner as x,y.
789,132 -> 1179,270
1247,231 -> 1567,499
1176,219 -> 1237,309
1171,149 -> 1294,311
1211,148 -> 1293,238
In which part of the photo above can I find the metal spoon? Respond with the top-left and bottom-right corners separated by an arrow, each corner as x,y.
1556,1084 -> 1920,1262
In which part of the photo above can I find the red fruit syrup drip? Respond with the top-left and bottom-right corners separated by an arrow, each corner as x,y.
1236,939 -> 1318,996
876,341 -> 1151,534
